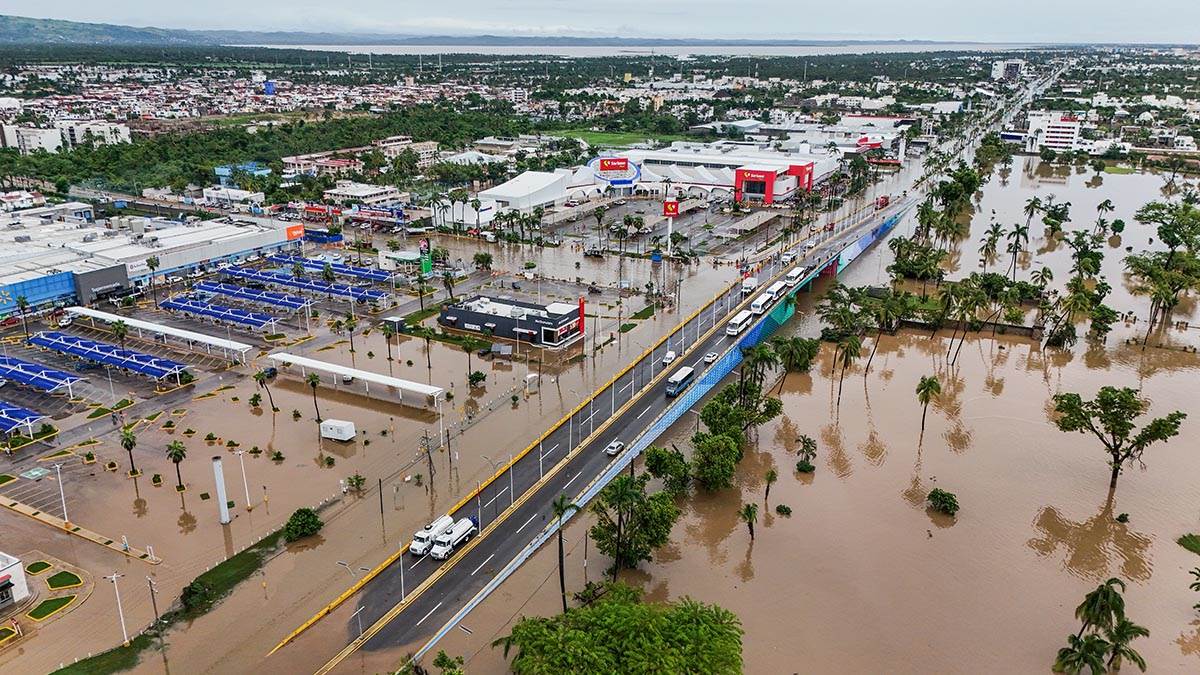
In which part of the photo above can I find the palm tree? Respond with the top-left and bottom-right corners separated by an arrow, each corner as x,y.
414,326 -> 435,371
166,440 -> 187,490
1006,223 -> 1030,282
305,373 -> 322,422
1054,633 -> 1110,675
344,314 -> 358,353
146,256 -> 160,308
551,494 -> 579,614
253,369 -> 278,412
596,474 -> 640,582
442,270 -> 456,300
764,469 -> 778,505
1075,578 -> 1126,638
1031,266 -> 1054,291
291,261 -> 305,279
769,336 -> 819,392
835,334 -> 861,409
916,375 -> 941,434
738,503 -> 758,542
110,319 -> 129,349
15,295 -> 29,338
1023,196 -> 1043,227
865,292 -> 904,374
380,322 -> 396,361
119,428 -> 138,476
1103,619 -> 1149,672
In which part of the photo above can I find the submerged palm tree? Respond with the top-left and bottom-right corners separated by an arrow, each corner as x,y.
305,372 -> 322,422
916,375 -> 941,435
551,494 -> 580,614
1053,633 -> 1109,675
254,369 -> 278,412
166,440 -> 187,490
119,428 -> 138,476
1103,619 -> 1149,672
738,503 -> 758,542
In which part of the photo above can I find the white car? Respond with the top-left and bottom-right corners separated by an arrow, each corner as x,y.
166,275 -> 183,284
614,199 -> 628,206
661,350 -> 677,366
781,251 -> 796,264
804,241 -> 817,250
187,269 -> 204,279
216,262 -> 231,270
704,351 -> 719,364
57,316 -> 74,328
245,254 -> 262,263
604,440 -> 625,456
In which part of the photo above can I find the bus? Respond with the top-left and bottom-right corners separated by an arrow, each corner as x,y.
727,310 -> 753,336
785,266 -> 809,287
665,366 -> 696,397
766,281 -> 788,301
750,293 -> 774,315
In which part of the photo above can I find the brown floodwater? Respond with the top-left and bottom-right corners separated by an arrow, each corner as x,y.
375,159 -> 1200,674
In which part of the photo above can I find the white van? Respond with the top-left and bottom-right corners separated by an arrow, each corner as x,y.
741,277 -> 759,296
410,515 -> 455,556
430,516 -> 479,560
785,266 -> 809,287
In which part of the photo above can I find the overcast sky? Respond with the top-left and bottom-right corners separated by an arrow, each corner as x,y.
12,2 -> 1200,43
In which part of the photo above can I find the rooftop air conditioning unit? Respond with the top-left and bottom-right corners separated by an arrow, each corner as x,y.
14,235 -> 32,242
82,233 -> 97,242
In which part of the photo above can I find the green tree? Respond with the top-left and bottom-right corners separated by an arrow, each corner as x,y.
764,468 -> 778,505
284,507 -> 323,541
738,503 -> 758,542
15,295 -> 30,338
254,368 -> 278,412
834,334 -> 862,409
442,270 -> 456,300
380,321 -> 396,361
1075,578 -> 1127,638
473,251 -> 494,270
344,314 -> 358,353
644,445 -> 690,497
1103,619 -> 1149,672
165,440 -> 187,490
1052,387 -> 1186,491
305,372 -> 322,422
146,256 -> 160,308
110,318 -> 129,349
119,428 -> 138,476
768,336 -> 819,392
916,375 -> 941,435
1053,633 -> 1110,675
551,494 -> 580,614
691,432 -> 740,491
588,474 -> 679,577
493,583 -> 742,674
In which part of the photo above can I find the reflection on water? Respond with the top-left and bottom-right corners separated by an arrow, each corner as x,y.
1027,491 -> 1152,583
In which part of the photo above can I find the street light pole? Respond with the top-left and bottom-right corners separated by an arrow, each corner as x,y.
52,463 -> 68,525
104,572 -> 129,646
146,577 -> 160,629
235,450 -> 252,510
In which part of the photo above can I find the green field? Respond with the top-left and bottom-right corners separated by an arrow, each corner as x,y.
46,571 -> 83,590
1103,165 -> 1136,175
555,128 -> 690,148
27,595 -> 75,621
24,560 -> 51,575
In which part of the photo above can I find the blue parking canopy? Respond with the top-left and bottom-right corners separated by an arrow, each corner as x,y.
268,254 -> 392,283
194,281 -> 309,311
0,400 -> 44,434
162,296 -> 274,329
28,331 -> 187,380
223,266 -> 387,303
0,355 -> 82,393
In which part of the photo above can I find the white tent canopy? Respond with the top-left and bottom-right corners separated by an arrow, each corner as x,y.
266,352 -> 444,409
65,306 -> 253,362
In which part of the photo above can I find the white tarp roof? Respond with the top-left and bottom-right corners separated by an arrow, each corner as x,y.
267,352 -> 444,407
66,306 -> 253,354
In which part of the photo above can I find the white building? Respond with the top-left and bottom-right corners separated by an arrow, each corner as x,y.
991,59 -> 1026,81
202,186 -> 265,205
0,190 -> 47,211
0,551 -> 31,612
1025,112 -> 1083,153
479,171 -> 570,211
323,180 -> 404,207
53,120 -> 131,149
1,124 -> 63,155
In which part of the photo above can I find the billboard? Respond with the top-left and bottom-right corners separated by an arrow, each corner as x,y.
285,224 -> 305,240
662,200 -> 680,217
598,158 -> 629,172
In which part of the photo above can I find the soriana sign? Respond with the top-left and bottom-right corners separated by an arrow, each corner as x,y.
285,224 -> 305,240
598,157 -> 629,172
663,200 -> 680,217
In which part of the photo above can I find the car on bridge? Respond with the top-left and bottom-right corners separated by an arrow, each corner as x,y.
604,440 -> 625,456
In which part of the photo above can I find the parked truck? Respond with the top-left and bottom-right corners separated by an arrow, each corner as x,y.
429,516 -> 479,560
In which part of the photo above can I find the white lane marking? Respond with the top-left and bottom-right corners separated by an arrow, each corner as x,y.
516,513 -> 538,534
543,443 -> 560,457
618,380 -> 632,394
637,405 -> 653,419
563,471 -> 582,488
415,601 -> 443,627
410,554 -> 428,570
483,486 -> 509,509
470,553 -> 495,576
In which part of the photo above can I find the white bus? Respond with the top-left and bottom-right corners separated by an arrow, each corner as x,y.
727,310 -> 753,336
785,266 -> 809,287
766,281 -> 788,301
750,293 -> 774,315
665,366 -> 696,397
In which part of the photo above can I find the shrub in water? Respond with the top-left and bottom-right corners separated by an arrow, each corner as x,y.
927,488 -> 960,516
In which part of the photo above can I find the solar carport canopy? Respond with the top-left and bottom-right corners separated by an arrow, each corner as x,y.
29,331 -> 187,380
224,267 -> 388,303
0,355 -> 82,394
268,254 -> 392,283
162,297 -> 275,329
266,352 -> 444,409
63,306 -> 253,362
0,401 -> 43,434
195,281 -> 311,311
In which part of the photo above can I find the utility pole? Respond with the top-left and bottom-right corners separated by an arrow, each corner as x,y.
52,463 -> 68,526
104,573 -> 129,646
146,577 -> 160,634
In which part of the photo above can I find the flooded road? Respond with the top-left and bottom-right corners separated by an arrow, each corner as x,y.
409,159 -> 1200,674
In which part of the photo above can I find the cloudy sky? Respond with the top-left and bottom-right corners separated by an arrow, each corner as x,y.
12,1 -> 1200,43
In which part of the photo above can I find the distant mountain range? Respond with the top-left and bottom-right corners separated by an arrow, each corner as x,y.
0,14 -> 966,47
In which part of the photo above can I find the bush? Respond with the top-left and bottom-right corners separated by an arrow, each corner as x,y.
270,450 -> 285,462
927,488 -> 960,516
795,460 -> 815,473
469,370 -> 487,387
181,580 -> 215,612
775,504 -> 792,516
284,508 -> 323,542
